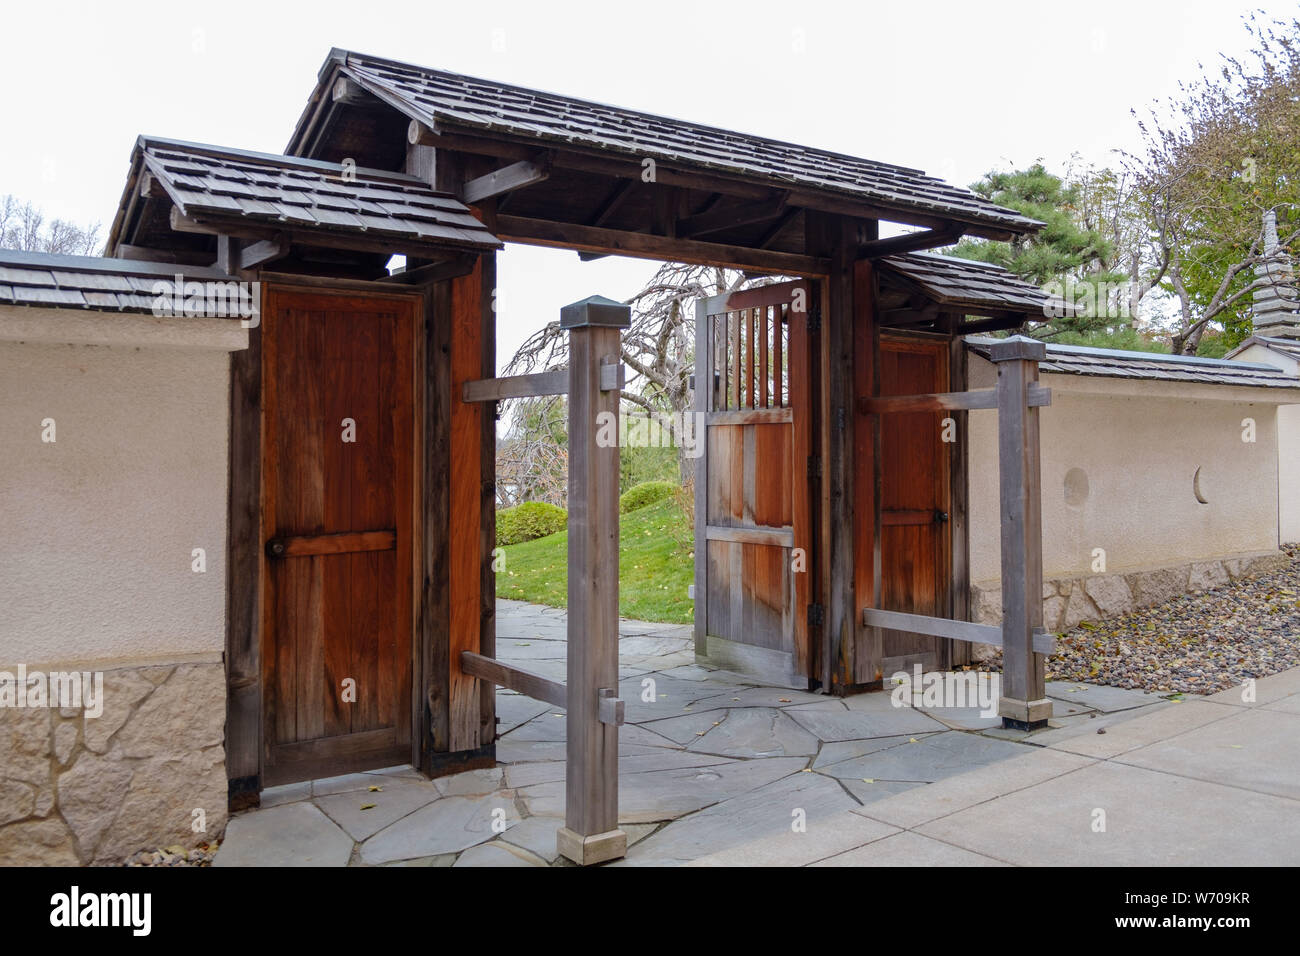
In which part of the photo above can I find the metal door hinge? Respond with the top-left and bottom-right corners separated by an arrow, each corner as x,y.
807,306 -> 821,334
807,455 -> 822,480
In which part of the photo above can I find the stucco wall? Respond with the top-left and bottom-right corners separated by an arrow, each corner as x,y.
1235,343 -> 1300,544
968,354 -> 1282,584
0,324 -> 237,669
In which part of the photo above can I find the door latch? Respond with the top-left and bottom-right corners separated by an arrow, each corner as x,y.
934,510 -> 949,524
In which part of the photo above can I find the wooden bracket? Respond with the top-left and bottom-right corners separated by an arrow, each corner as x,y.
462,154 -> 552,205
597,688 -> 624,726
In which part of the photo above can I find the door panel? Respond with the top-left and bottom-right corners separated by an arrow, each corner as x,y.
261,288 -> 417,785
695,280 -> 811,683
878,335 -> 950,672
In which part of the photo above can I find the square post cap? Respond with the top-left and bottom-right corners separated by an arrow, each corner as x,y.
988,335 -> 1046,363
561,295 -> 632,329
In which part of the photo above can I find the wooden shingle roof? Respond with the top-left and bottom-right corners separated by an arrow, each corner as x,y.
880,251 -> 1067,318
0,249 -> 247,313
109,136 -> 502,255
313,49 -> 1041,239
967,337 -> 1300,390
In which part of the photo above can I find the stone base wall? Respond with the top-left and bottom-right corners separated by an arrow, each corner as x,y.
0,660 -> 227,865
972,549 -> 1291,638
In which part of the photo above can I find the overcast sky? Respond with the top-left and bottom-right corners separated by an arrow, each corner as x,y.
2,0 -> 1292,369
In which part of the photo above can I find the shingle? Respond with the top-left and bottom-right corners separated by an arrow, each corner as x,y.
331,51 -> 1041,236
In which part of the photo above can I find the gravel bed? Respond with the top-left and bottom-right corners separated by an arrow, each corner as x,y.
985,544 -> 1300,695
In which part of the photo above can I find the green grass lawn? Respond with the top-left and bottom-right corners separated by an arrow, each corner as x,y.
496,497 -> 694,624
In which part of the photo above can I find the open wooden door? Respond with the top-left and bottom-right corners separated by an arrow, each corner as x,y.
877,332 -> 952,674
260,287 -> 419,786
694,280 -> 812,687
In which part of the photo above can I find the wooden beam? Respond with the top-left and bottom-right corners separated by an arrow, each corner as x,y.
462,155 -> 551,205
858,385 -> 1050,415
705,524 -> 795,548
496,214 -> 830,276
332,76 -> 378,106
238,235 -> 291,270
138,172 -> 168,199
856,225 -> 966,259
266,530 -> 395,558
677,193 -> 788,239
862,608 -> 1056,655
757,207 -> 800,249
706,407 -> 793,426
383,254 -> 477,285
460,651 -> 567,710
462,370 -> 568,402
117,243 -> 213,266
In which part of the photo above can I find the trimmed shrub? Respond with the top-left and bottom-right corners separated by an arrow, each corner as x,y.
497,501 -> 567,547
619,480 -> 677,515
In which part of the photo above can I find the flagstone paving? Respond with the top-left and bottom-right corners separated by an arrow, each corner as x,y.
214,598 -> 1300,867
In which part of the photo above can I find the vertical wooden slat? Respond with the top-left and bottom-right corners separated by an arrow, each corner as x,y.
422,280 -> 452,764
449,261 -> 485,752
730,309 -> 741,410
773,304 -> 785,407
759,304 -> 769,408
226,287 -> 263,808
947,323 -> 971,667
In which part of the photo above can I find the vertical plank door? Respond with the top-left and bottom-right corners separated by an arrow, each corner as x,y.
261,288 -> 418,786
877,333 -> 952,675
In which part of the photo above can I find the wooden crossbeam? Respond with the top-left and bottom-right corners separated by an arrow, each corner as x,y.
705,524 -> 794,548
460,651 -> 568,711
496,214 -> 831,277
858,385 -> 1050,415
856,224 -> 966,259
238,235 -> 291,270
677,193 -> 788,239
462,370 -> 568,403
862,607 -> 1057,656
382,254 -> 477,285
462,155 -> 551,205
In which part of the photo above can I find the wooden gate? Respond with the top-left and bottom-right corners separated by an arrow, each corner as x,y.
694,280 -> 812,686
260,288 -> 419,786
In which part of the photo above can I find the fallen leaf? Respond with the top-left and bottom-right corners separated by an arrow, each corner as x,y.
778,698 -> 791,703
368,785 -> 383,792
862,778 -> 874,784
359,803 -> 376,811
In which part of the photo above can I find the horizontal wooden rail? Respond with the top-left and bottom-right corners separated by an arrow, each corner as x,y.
705,523 -> 795,548
266,530 -> 395,558
858,384 -> 1050,415
707,407 -> 793,426
463,370 -> 568,403
461,651 -> 567,710
862,607 -> 1057,656
459,651 -> 625,726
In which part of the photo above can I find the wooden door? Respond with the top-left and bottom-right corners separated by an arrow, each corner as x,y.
878,334 -> 951,673
261,288 -> 419,786
694,280 -> 812,686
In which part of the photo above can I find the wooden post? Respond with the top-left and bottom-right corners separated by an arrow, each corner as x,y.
557,295 -> 629,865
989,336 -> 1052,729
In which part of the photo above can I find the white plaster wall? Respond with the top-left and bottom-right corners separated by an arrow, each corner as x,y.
1235,344 -> 1300,544
0,325 -> 236,668
969,354 -> 1282,583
